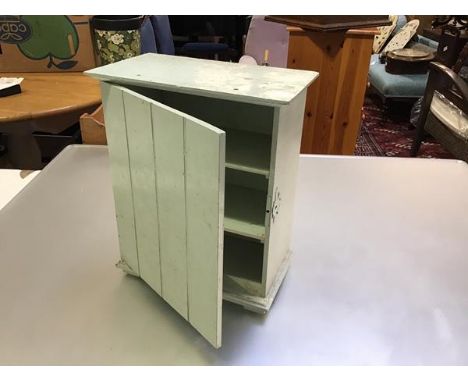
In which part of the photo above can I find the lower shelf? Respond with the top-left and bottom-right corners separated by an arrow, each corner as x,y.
223,233 -> 264,283
224,184 -> 267,241
223,250 -> 292,314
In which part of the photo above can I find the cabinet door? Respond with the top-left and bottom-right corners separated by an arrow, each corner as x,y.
101,83 -> 225,348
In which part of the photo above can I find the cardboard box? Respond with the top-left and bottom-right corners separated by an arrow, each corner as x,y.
80,104 -> 107,145
0,15 -> 96,72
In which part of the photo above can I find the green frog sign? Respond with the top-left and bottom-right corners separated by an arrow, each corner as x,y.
0,15 -> 79,69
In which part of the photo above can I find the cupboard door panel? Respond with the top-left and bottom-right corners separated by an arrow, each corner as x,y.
123,91 -> 162,295
100,83 -> 139,275
104,84 -> 225,348
151,105 -> 188,319
184,118 -> 225,348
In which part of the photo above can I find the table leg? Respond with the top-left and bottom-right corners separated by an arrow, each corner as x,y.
7,132 -> 43,170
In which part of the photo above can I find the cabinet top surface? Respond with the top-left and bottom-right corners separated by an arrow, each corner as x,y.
86,54 -> 318,106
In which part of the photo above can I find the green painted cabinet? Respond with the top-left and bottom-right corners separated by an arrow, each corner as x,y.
87,54 -> 318,348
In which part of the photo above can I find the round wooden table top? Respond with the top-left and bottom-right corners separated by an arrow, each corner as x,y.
0,72 -> 101,124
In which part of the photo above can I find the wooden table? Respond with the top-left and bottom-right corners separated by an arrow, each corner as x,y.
0,72 -> 101,169
287,27 -> 378,155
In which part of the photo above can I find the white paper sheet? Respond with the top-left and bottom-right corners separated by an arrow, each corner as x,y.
0,77 -> 23,91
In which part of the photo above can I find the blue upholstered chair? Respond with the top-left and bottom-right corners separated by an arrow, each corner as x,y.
175,17 -> 233,60
179,41 -> 229,58
139,16 -> 176,55
368,16 -> 439,102
147,16 -> 239,61
140,16 -> 158,54
150,16 -> 175,55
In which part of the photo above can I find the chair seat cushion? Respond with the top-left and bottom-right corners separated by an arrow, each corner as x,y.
368,54 -> 429,98
430,91 -> 468,139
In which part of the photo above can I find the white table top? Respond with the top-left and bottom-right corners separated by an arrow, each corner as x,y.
1,145 -> 468,365
86,53 -> 318,106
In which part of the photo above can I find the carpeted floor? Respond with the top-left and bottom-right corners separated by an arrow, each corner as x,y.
355,95 -> 454,159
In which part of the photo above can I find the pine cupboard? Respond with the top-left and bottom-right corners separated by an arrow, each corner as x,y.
86,54 -> 318,348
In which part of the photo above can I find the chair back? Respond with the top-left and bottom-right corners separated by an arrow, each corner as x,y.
140,16 -> 158,54
150,16 -> 175,55
244,15 -> 289,68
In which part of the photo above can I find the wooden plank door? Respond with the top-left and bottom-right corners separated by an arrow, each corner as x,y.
100,83 -> 225,348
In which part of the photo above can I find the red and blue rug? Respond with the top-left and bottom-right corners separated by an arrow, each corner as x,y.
355,96 -> 454,159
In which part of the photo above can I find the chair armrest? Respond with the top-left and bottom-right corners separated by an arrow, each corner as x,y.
415,61 -> 467,133
429,61 -> 468,102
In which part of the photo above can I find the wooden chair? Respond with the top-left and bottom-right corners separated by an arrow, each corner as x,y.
411,57 -> 468,160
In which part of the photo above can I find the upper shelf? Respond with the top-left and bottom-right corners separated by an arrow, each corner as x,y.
225,129 -> 271,177
86,54 -> 318,107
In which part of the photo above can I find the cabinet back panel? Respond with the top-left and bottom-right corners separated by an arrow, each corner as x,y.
225,168 -> 268,192
224,128 -> 272,177
224,183 -> 267,241
129,87 -> 275,136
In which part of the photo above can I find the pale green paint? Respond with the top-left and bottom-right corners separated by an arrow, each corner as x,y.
123,91 -> 162,294
263,90 -> 308,293
225,129 -> 271,177
184,118 -> 225,349
224,184 -> 266,241
125,87 -> 273,178
100,83 -> 139,275
223,234 -> 264,282
86,53 -> 318,106
104,84 -> 225,348
223,274 -> 264,298
225,168 -> 268,192
90,55 -> 317,344
158,90 -> 275,135
151,103 -> 188,319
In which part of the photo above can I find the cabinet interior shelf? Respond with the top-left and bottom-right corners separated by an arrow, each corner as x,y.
223,233 -> 264,283
225,129 -> 271,177
224,184 -> 267,241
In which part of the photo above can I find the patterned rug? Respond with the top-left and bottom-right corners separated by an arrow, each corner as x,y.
355,96 -> 454,159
